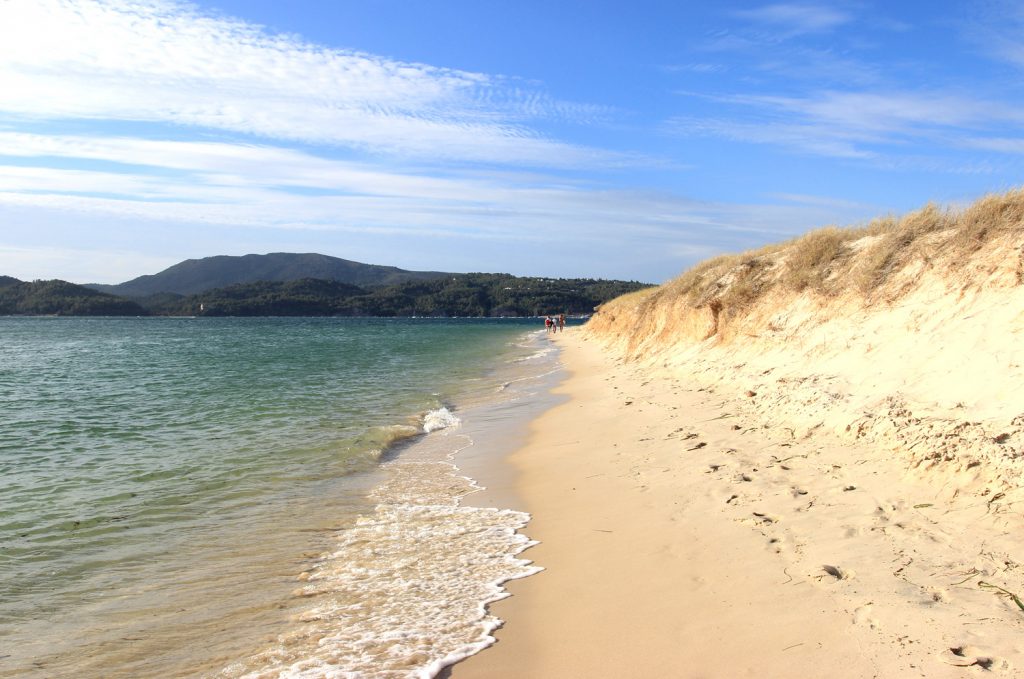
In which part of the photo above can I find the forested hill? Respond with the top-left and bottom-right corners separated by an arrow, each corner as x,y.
0,273 -> 650,317
149,274 -> 651,317
86,252 -> 449,297
0,280 -> 147,315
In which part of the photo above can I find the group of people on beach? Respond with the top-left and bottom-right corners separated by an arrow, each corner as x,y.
544,314 -> 565,333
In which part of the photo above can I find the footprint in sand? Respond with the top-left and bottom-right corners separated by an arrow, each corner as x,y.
752,511 -> 780,524
853,603 -> 880,630
938,646 -> 1009,672
821,564 -> 852,581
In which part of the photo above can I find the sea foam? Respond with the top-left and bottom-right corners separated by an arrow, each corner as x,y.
422,407 -> 460,433
226,437 -> 541,679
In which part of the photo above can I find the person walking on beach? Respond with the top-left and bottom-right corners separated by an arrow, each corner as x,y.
558,314 -> 565,332
544,316 -> 553,333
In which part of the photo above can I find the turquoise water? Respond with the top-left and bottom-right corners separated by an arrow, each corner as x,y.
0,317 -> 558,678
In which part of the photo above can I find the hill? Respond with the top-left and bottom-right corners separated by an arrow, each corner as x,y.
0,280 -> 147,315
0,275 -> 21,288
87,252 -> 450,297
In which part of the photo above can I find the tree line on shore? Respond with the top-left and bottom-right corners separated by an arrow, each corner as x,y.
0,273 -> 651,317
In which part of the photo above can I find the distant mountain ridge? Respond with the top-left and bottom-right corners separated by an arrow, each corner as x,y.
86,253 -> 450,297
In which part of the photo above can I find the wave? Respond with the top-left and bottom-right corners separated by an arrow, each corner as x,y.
343,424 -> 421,470
509,344 -> 556,364
422,406 -> 460,433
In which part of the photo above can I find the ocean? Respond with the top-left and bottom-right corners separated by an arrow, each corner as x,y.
0,317 -> 563,678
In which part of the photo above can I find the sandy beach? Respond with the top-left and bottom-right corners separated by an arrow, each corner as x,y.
453,196 -> 1024,677
453,327 -> 1024,677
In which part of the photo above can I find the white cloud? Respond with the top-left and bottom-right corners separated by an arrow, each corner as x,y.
0,155 -> 873,282
0,131 -> 656,240
769,91 -> 1011,132
0,132 -> 529,201
666,116 -> 874,158
767,192 -> 878,211
0,243 -> 179,283
961,3 -> 1024,71
733,3 -> 853,37
0,0 -> 614,167
662,63 -> 727,74
668,88 -> 1024,159
965,137 -> 1024,154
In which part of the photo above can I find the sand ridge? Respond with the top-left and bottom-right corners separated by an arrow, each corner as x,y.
452,331 -> 1024,678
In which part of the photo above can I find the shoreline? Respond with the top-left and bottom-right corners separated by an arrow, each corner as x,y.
454,345 -> 567,514
451,329 -> 1024,677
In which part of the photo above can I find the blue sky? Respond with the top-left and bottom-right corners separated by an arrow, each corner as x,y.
2,0 -> 1024,284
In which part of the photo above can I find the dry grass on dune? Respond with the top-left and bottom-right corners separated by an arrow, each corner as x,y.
597,188 -> 1024,341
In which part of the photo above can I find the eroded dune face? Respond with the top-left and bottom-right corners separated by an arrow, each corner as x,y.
587,189 -> 1024,490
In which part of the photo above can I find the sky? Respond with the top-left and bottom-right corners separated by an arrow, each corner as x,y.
2,1 -> 1024,284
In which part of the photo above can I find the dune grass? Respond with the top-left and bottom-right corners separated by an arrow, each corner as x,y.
597,188 -> 1024,341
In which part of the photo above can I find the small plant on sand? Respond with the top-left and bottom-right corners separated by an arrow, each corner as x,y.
978,581 -> 1024,613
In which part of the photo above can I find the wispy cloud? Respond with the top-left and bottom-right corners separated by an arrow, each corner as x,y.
732,3 -> 853,37
0,187 -> 870,282
0,0 -> 617,167
691,4 -> 886,89
661,63 -> 728,75
0,243 -> 180,283
758,90 -> 1014,132
960,2 -> 1024,70
0,132 -> 669,239
0,132 -> 531,201
0,126 -> 875,282
964,136 -> 1024,154
668,88 -> 1024,160
668,116 -> 874,158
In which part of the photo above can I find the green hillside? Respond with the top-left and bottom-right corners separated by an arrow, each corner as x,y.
87,252 -> 449,297
0,280 -> 147,316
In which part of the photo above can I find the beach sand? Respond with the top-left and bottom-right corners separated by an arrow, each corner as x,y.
452,329 -> 1024,678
